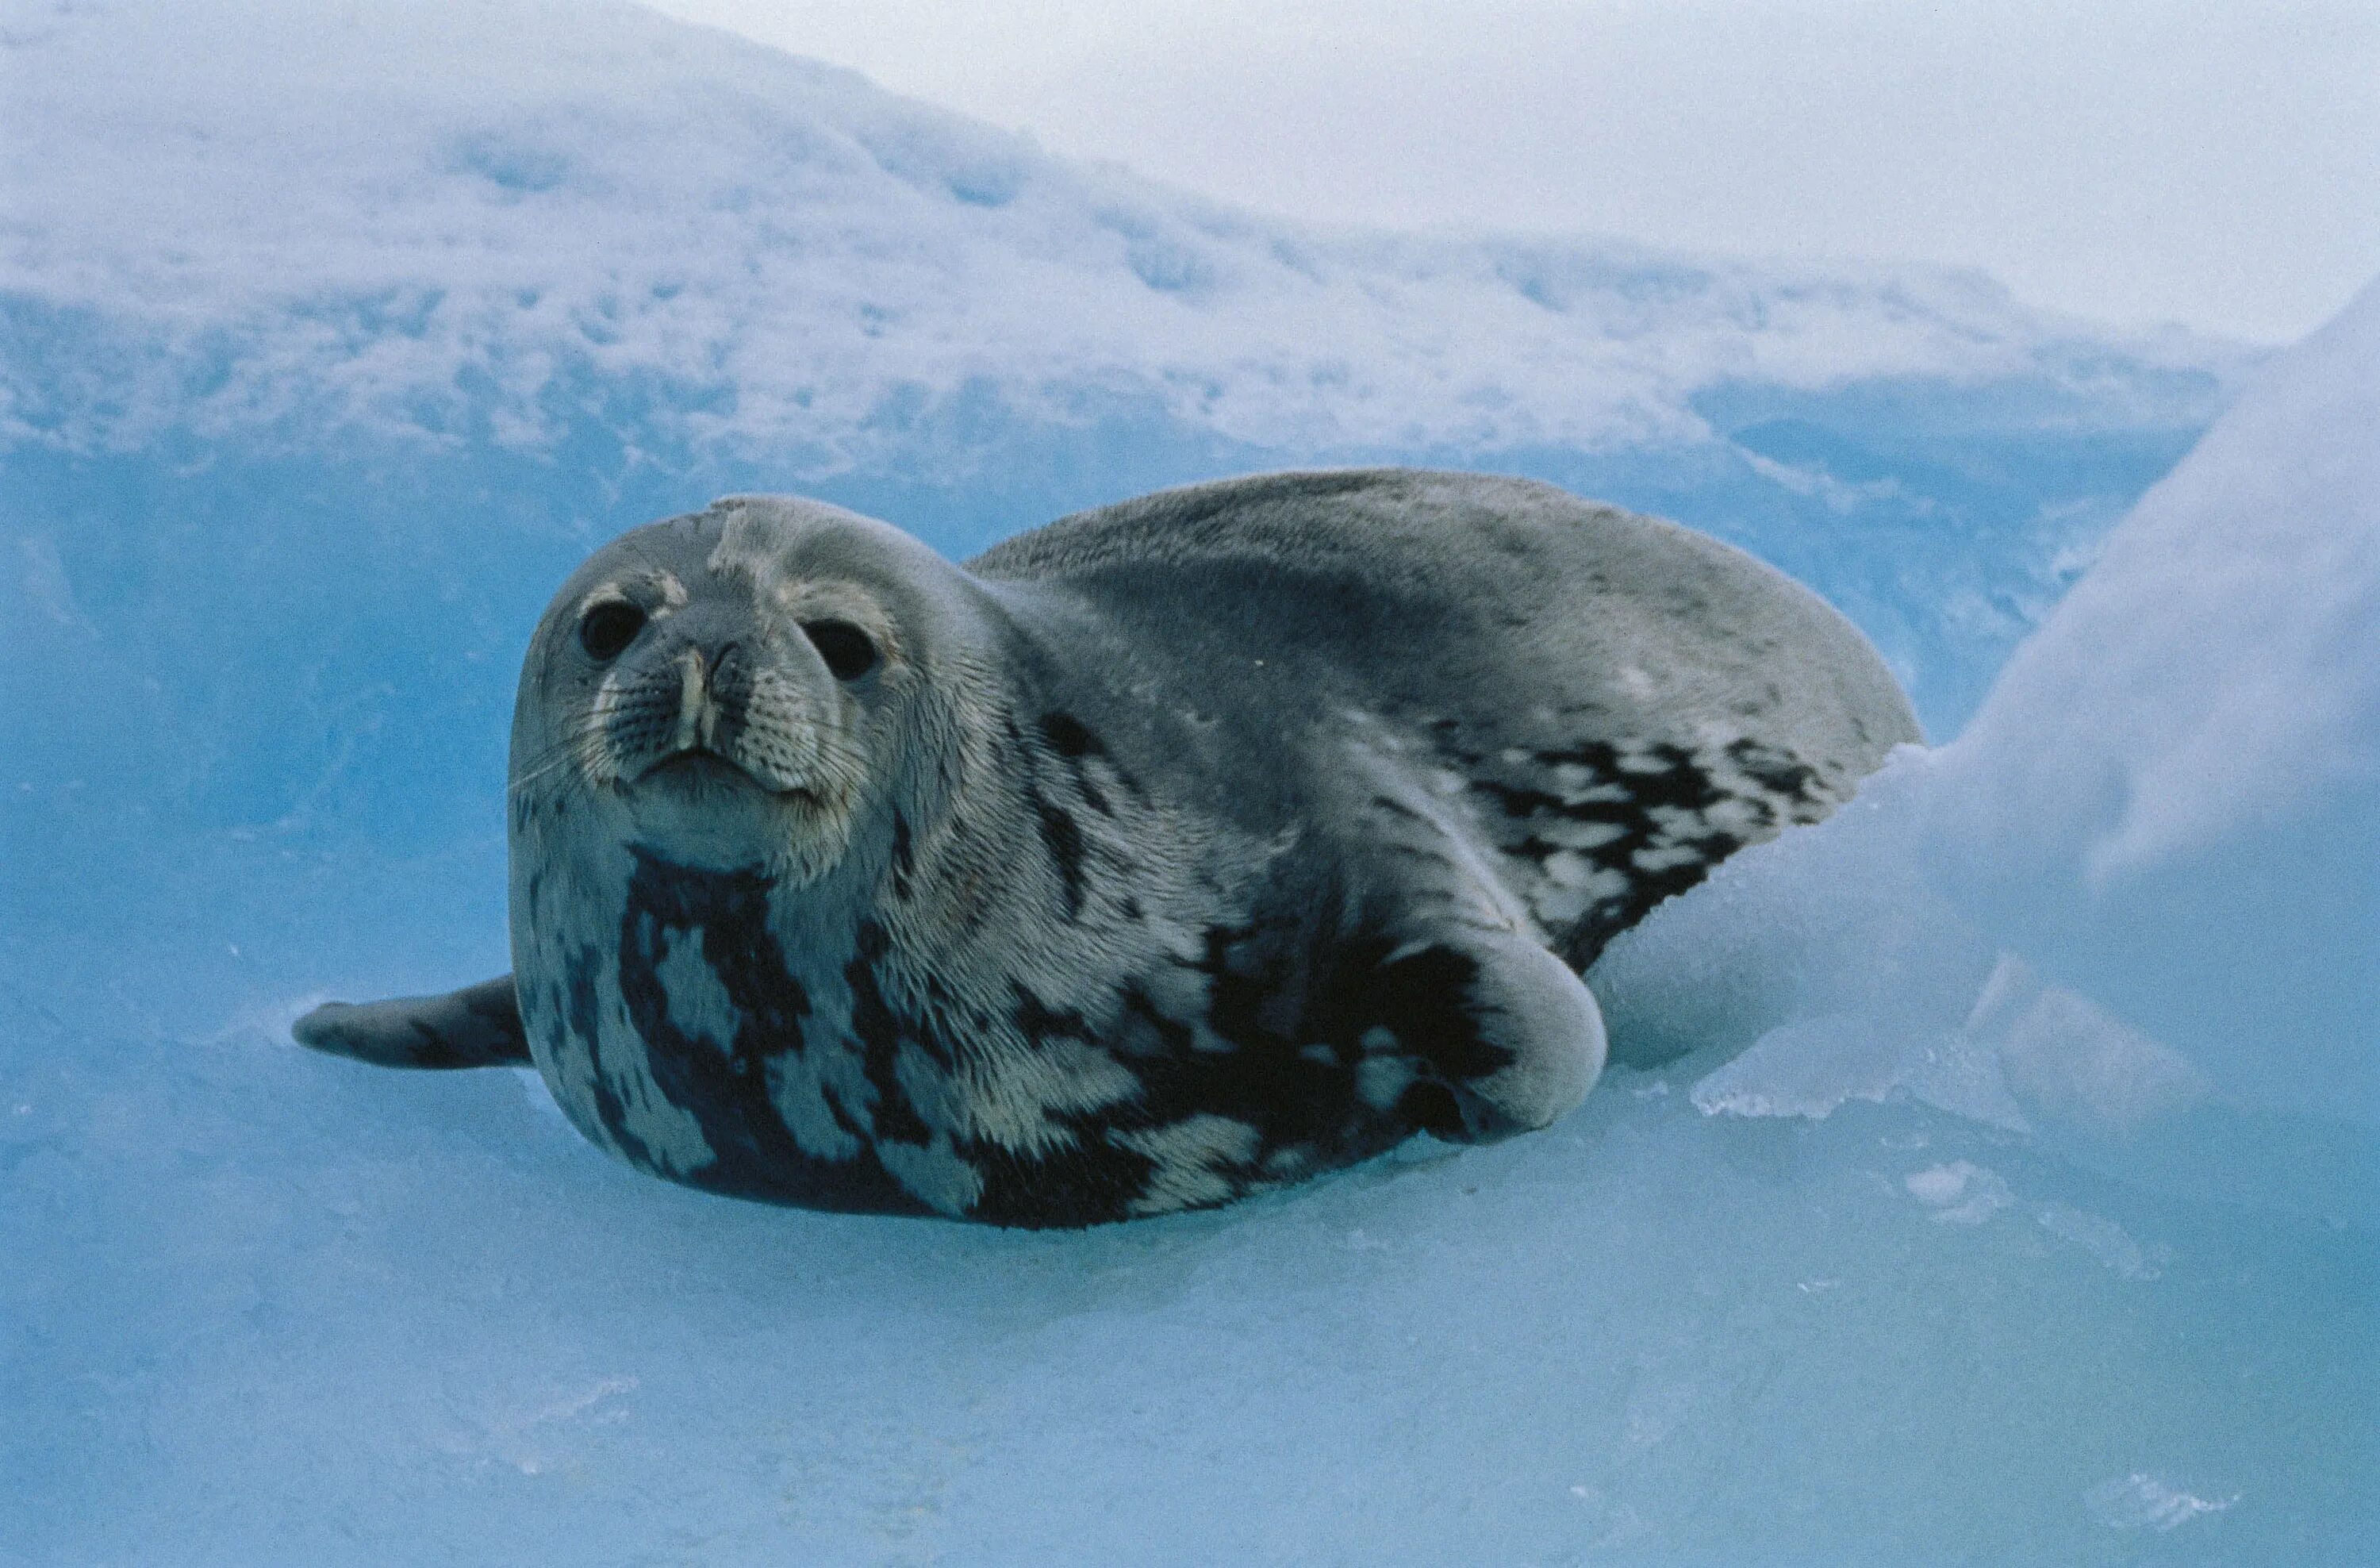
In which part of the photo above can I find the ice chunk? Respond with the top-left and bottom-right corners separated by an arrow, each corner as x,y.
1691,1014 -> 1913,1120
1904,1161 -> 2015,1224
2082,1474 -> 2237,1532
1962,955 -> 2209,1136
1930,279 -> 2380,1128
1688,1014 -> 2027,1132
2037,1203 -> 2173,1281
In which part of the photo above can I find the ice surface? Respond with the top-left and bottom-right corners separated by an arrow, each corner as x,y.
6,1017 -> 2372,1564
3,2 -> 2375,1562
2084,1474 -> 2240,1534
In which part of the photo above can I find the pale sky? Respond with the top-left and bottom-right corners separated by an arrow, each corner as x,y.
642,0 -> 2379,344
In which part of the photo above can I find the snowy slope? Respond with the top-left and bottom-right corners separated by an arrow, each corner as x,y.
0,0 -> 2236,463
2,0 -> 2241,749
1594,279 -> 2379,1205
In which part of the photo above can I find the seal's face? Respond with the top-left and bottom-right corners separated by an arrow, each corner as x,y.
510,496 -> 972,882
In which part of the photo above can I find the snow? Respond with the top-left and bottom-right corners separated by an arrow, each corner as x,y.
1594,278 -> 2380,1206
4,2 -> 2375,1562
1948,282 -> 2380,885
0,0 -> 2239,463
2,0 -> 2249,737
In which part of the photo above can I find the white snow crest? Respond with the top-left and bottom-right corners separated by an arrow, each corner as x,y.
0,0 -> 2244,460
1599,280 -> 2380,1179
1939,279 -> 2380,886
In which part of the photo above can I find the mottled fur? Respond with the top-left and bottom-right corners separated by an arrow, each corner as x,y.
297,470 -> 1918,1226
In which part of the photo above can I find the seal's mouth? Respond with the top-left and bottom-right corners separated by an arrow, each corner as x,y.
636,745 -> 812,801
639,747 -> 760,790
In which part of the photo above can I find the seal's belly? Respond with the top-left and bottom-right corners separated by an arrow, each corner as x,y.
521,855 -> 1485,1228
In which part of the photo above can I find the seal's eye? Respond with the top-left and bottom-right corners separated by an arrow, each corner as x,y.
803,620 -> 879,681
578,601 -> 646,662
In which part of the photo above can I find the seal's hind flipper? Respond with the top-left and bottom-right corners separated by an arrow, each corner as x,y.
294,975 -> 529,1068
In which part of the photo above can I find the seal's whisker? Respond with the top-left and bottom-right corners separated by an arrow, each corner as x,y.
506,716 -> 614,797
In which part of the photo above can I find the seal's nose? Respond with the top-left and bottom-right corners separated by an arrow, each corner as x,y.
668,638 -> 748,755
670,644 -> 714,754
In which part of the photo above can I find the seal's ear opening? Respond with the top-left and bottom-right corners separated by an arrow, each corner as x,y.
294,975 -> 529,1069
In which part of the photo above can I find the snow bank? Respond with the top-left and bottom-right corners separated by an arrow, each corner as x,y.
1937,282 -> 2380,1130
0,0 -> 2248,765
1595,279 -> 2380,1213
0,0 -> 2238,463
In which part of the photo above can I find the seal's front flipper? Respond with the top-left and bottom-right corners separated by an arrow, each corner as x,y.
1381,931 -> 1607,1144
294,974 -> 529,1069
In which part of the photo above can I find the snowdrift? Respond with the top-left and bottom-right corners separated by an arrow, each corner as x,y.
2,0 -> 2244,740
1594,280 -> 2379,1219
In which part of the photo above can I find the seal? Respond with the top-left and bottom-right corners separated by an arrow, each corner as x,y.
297,470 -> 1920,1226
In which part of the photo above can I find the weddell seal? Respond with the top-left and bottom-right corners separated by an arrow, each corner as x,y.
297,470 -> 1918,1226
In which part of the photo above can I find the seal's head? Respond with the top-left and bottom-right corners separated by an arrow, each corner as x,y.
509,495 -> 989,882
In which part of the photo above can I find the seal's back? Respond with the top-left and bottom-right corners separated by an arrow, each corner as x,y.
972,468 -> 1920,969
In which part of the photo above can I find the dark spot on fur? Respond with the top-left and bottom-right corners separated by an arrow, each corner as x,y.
1371,944 -> 1511,1083
1039,712 -> 1116,813
1040,712 -> 1100,758
1031,790 -> 1088,918
1470,779 -> 1576,818
1012,983 -> 1096,1047
611,849 -> 932,1216
566,960 -> 656,1170
1727,737 -> 1825,803
844,930 -> 937,1146
888,812 -> 914,901
817,1082 -> 875,1142
1397,1081 -> 1464,1139
1119,984 -> 1193,1056
960,1136 -> 1159,1231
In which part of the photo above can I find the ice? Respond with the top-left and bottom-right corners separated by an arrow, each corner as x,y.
2037,1202 -> 2173,1282
1595,279 -> 2379,1220
1691,1015 -> 2029,1133
8,1022 -> 2374,1563
1937,282 -> 2380,1129
4,2 -> 2376,1562
1902,1161 -> 2014,1225
2083,1474 -> 2239,1533
0,1 -> 2243,464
